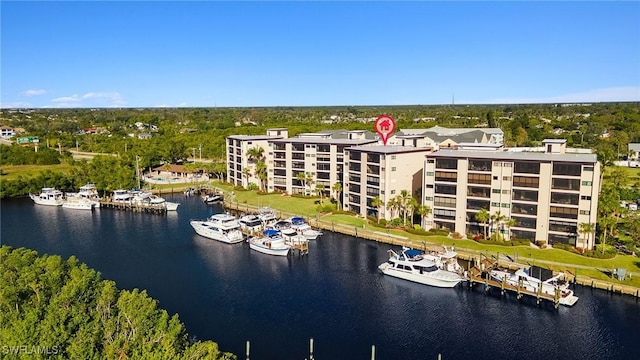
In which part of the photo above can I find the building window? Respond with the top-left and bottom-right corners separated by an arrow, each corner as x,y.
584,166 -> 594,172
551,192 -> 579,205
580,210 -> 590,215
582,181 -> 593,186
391,167 -> 396,171
503,176 -> 511,181
468,173 -> 492,185
436,184 -> 457,195
514,162 -> 540,174
435,171 -> 457,182
426,184 -> 434,189
467,199 -> 490,211
550,206 -> 579,219
391,155 -> 396,160
513,176 -> 540,188
434,196 -> 456,208
469,160 -> 492,171
512,203 -> 537,215
425,196 -> 433,201
552,178 -> 580,191
492,189 -> 501,194
436,158 -> 458,169
391,190 -> 396,194
426,171 -> 434,176
501,203 -> 510,208
468,186 -> 490,198
581,195 -> 591,200
502,190 -> 510,195
491,202 -> 500,207
553,163 -> 582,176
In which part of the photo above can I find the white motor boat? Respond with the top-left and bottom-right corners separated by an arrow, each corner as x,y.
112,189 -> 134,203
288,216 -> 322,240
280,228 -> 308,248
257,207 -> 278,228
62,193 -> 95,210
29,188 -> 65,206
248,229 -> 291,256
190,213 -> 244,244
239,214 -> 264,235
147,194 -> 180,211
202,193 -> 222,204
78,183 -> 101,207
378,247 -> 464,288
490,268 -> 579,306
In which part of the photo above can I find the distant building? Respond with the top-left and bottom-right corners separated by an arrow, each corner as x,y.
628,143 -> 640,160
0,125 -> 14,138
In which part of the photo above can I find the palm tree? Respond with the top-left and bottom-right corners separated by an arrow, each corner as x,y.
332,182 -> 342,210
305,173 -> 314,195
491,211 -> 506,240
387,196 -> 401,220
295,172 -> 306,194
241,167 -> 251,188
315,183 -> 325,204
246,146 -> 264,163
398,190 -> 413,225
475,209 -> 490,240
407,197 -> 419,226
371,196 -> 385,222
578,222 -> 595,250
254,160 -> 267,191
505,217 -> 517,241
415,204 -> 432,229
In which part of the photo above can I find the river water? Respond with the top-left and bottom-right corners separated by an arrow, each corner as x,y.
1,195 -> 638,360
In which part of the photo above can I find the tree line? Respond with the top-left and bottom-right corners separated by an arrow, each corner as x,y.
0,246 -> 235,359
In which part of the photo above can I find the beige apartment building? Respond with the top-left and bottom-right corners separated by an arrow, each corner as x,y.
226,128 -> 288,188
343,145 -> 434,219
422,139 -> 600,250
266,130 -> 378,196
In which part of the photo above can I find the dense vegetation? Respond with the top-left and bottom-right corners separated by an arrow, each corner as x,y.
0,246 -> 235,359
1,103 -> 640,252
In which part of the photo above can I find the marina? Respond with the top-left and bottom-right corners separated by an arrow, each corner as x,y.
2,195 -> 640,360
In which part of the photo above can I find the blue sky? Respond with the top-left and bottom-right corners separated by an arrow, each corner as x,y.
1,1 -> 639,108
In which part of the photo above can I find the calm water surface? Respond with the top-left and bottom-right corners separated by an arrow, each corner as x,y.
1,196 -> 638,360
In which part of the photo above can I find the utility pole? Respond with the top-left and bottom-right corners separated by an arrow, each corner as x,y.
136,155 -> 141,190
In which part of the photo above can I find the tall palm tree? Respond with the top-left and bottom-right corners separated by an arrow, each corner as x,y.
246,146 -> 264,163
241,167 -> 251,188
254,160 -> 267,191
578,222 -> 595,250
295,172 -> 306,194
371,196 -> 385,221
398,190 -> 413,225
415,204 -> 432,229
475,209 -> 490,240
315,183 -> 325,204
505,217 -> 517,241
407,197 -> 419,226
387,196 -> 401,220
332,182 -> 342,210
491,211 -> 506,240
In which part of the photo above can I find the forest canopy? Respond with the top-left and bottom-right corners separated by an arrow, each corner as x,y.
0,246 -> 235,360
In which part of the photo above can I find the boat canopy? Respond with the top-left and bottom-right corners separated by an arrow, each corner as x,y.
404,249 -> 423,258
263,229 -> 280,237
290,217 -> 305,225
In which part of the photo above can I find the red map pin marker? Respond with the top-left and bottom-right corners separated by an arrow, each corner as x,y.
374,115 -> 396,146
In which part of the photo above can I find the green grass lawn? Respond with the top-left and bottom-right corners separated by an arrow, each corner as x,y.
0,164 -> 74,180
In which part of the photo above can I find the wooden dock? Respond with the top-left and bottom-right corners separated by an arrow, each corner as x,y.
99,200 -> 167,214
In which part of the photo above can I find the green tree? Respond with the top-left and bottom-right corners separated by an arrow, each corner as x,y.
415,204 -> 432,229
332,182 -> 342,210
371,196 -> 385,221
475,209 -> 490,240
578,222 -> 595,251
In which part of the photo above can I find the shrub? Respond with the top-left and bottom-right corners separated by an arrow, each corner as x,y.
583,249 -> 616,259
247,183 -> 258,191
316,204 -> 335,213
405,227 -> 430,236
389,218 -> 403,227
378,218 -> 387,227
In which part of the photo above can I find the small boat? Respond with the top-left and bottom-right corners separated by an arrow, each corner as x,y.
190,213 -> 244,244
248,229 -> 291,256
239,214 -> 264,235
378,247 -> 464,288
490,268 -> 579,306
29,188 -> 65,206
288,216 -> 322,240
147,194 -> 180,211
202,193 -> 222,204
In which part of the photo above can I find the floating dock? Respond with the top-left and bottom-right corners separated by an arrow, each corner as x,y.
99,200 -> 167,214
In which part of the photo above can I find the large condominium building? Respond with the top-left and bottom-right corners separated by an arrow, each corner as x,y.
226,128 -> 288,188
422,139 -> 600,250
266,130 -> 378,196
343,145 -> 433,219
389,126 -> 504,147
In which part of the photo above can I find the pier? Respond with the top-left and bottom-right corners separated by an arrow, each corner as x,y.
99,199 -> 167,214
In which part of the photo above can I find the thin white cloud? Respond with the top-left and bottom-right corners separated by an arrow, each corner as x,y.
0,101 -> 33,108
464,86 -> 640,105
20,89 -> 47,97
153,102 -> 187,108
48,92 -> 126,108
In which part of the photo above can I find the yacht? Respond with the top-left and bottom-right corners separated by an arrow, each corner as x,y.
288,216 -> 323,240
190,213 -> 244,244
248,229 -> 291,256
29,188 -> 65,206
62,193 -> 95,210
133,191 -> 180,211
378,247 -> 464,288
280,228 -> 309,248
490,268 -> 579,306
239,214 -> 264,235
78,183 -> 102,207
112,189 -> 134,203
257,207 -> 278,228
202,193 -> 222,204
